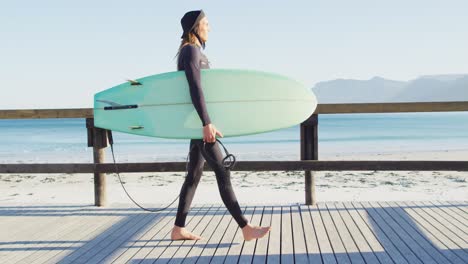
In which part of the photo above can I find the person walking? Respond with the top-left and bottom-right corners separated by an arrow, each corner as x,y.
171,10 -> 272,241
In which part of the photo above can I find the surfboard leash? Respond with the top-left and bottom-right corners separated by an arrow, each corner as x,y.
107,130 -> 236,212
202,139 -> 237,171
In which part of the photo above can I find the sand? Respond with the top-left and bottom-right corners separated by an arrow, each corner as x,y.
0,150 -> 467,206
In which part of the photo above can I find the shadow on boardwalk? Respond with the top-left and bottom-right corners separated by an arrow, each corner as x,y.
0,201 -> 466,263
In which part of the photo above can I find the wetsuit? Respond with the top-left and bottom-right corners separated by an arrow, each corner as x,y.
174,43 -> 249,228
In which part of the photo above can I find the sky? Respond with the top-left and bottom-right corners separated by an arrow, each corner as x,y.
1,0 -> 467,109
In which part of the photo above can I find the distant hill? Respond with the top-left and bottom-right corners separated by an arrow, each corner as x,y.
312,74 -> 468,103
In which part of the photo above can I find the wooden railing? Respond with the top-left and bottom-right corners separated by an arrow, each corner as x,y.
1,101 -> 468,206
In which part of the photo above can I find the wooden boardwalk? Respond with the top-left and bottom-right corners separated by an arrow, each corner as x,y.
0,201 -> 467,264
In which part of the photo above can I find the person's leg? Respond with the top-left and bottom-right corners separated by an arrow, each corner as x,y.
174,139 -> 205,228
200,141 -> 249,228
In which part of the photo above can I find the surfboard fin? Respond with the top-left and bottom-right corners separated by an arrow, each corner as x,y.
127,79 -> 142,86
129,125 -> 144,130
97,100 -> 122,107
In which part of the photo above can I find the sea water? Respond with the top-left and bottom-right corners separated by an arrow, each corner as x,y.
0,112 -> 467,163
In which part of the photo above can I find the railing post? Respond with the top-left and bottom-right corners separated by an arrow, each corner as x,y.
301,113 -> 318,205
86,118 -> 108,207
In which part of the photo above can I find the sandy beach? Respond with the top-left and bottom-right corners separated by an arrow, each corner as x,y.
1,149 -> 466,206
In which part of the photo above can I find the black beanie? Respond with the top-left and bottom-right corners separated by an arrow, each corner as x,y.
180,10 -> 205,38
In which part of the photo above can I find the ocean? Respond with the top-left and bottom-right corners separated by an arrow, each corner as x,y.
0,112 -> 467,163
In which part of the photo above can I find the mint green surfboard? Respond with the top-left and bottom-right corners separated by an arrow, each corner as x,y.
94,69 -> 317,139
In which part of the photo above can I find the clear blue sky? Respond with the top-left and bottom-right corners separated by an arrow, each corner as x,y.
1,0 -> 467,109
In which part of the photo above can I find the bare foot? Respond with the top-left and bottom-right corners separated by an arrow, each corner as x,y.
242,223 -> 272,241
171,225 -> 202,240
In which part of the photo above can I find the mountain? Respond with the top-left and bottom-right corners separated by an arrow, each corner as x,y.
312,77 -> 406,103
312,74 -> 468,103
391,75 -> 468,102
418,74 -> 468,81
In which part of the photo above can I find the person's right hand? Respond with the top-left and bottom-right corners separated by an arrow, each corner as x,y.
203,123 -> 223,143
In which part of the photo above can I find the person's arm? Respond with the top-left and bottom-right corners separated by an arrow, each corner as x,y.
182,45 -> 212,126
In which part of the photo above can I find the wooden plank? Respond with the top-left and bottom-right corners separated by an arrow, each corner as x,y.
317,202 -> 351,263
2,101 -> 468,119
299,205 -> 323,263
418,201 -> 468,241
57,209 -> 150,264
98,160 -> 455,172
74,209 -> 159,264
407,201 -> 467,247
0,206 -> 51,231
0,211 -> 59,233
326,203 -> 366,264
0,163 -> 96,173
301,113 -> 318,205
139,204 -> 213,263
332,202 -> 380,264
223,206 -> 255,264
308,203 -> 337,264
192,207 -> 232,264
351,202 -> 416,264
208,205 -> 248,264
442,201 -> 468,221
376,201 -> 450,264
315,101 -> 468,114
173,205 -> 224,264
1,207 -> 98,264
426,201 -> 468,234
99,206 -> 176,263
93,126 -> 108,206
2,202 -> 467,264
290,204 -> 310,263
252,205 -> 273,264
386,201 -> 466,264
127,204 -> 204,263
6,210 -> 90,263
341,202 -> 395,264
0,108 -> 93,119
280,206 -> 294,264
30,209 -> 124,264
0,206 -> 70,242
362,201 -> 431,264
405,202 -> 468,255
402,201 -> 468,261
2,160 -> 468,174
401,201 -> 468,262
434,201 -> 468,223
266,206 -> 281,263
0,210 -> 67,262
238,206 -> 263,264
170,204 -> 223,263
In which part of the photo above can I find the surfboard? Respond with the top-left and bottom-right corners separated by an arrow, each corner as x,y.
94,69 -> 317,139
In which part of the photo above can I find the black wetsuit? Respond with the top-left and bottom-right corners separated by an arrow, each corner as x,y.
174,44 -> 248,228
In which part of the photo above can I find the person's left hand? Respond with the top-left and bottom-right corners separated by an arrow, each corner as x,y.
203,123 -> 223,143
